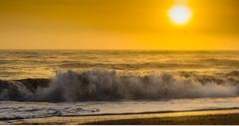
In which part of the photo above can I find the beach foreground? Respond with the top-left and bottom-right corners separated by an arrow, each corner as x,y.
7,109 -> 239,125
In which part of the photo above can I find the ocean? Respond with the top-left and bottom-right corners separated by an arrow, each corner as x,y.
1,50 -> 239,121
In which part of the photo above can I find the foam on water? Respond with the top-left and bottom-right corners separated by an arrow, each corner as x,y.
1,51 -> 239,121
0,69 -> 239,102
2,97 -> 239,121
38,70 -> 239,101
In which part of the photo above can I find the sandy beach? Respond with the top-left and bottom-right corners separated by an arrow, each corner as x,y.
6,108 -> 239,125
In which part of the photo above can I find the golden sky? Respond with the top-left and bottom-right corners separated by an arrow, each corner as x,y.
0,0 -> 239,50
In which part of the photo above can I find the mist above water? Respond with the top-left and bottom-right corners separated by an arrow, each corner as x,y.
1,69 -> 239,102
38,70 -> 239,102
1,51 -> 239,102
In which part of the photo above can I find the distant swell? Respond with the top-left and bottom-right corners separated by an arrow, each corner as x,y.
0,70 -> 239,102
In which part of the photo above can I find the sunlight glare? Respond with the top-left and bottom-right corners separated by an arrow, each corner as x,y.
169,5 -> 192,25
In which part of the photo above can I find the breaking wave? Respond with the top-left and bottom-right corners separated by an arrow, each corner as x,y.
0,70 -> 239,102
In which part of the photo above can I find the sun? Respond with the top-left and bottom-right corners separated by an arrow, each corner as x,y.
169,5 -> 192,25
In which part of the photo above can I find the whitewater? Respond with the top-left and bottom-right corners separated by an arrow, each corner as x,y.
1,50 -> 239,121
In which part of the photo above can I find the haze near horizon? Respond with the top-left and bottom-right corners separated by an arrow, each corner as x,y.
0,0 -> 239,50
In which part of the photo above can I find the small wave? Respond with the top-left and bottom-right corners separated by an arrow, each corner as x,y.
200,58 -> 239,67
59,62 -> 202,70
0,70 -> 239,102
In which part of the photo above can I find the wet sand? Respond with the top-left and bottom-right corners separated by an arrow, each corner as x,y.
7,108 -> 239,125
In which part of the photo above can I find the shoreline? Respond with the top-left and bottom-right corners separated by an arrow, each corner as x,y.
8,108 -> 239,125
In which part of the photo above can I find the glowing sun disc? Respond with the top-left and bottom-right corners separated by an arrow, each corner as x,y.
169,5 -> 192,25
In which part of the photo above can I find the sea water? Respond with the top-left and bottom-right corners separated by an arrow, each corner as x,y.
0,50 -> 239,120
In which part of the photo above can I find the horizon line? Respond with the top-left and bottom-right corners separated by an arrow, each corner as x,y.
1,49 -> 239,52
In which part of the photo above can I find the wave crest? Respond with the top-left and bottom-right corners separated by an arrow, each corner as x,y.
38,70 -> 239,102
0,70 -> 239,102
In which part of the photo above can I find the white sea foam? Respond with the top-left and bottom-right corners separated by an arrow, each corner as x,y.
36,70 -> 239,102
0,69 -> 239,102
2,97 -> 239,122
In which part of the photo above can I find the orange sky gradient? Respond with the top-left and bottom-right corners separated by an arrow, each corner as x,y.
0,0 -> 239,50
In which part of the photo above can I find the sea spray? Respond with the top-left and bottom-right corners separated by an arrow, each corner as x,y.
38,70 -> 239,101
0,69 -> 239,102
